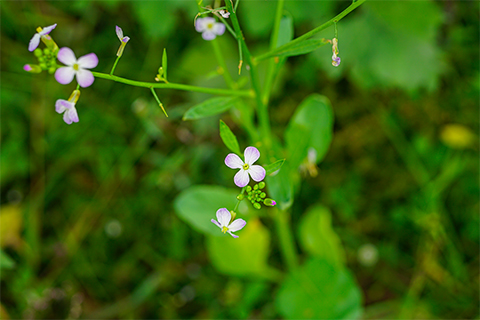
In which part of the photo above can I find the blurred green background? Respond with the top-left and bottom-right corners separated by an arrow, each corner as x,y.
1,0 -> 478,319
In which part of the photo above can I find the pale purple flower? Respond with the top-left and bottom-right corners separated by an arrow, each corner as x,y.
55,90 -> 80,125
211,208 -> 246,238
195,17 -> 225,41
332,55 -> 341,67
115,26 -> 130,57
28,24 -> 57,52
225,146 -> 266,187
55,47 -> 98,88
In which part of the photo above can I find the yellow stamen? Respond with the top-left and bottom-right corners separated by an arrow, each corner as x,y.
73,63 -> 79,71
243,163 -> 249,170
221,226 -> 229,234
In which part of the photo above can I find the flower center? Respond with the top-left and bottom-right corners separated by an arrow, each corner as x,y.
243,163 -> 249,170
221,226 -> 229,234
207,23 -> 214,30
73,63 -> 79,71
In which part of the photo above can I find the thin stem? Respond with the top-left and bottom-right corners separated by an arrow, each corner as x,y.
274,209 -> 299,271
254,0 -> 365,62
150,87 -> 168,117
211,39 -> 235,89
91,72 -> 253,97
233,187 -> 245,212
110,55 -> 121,75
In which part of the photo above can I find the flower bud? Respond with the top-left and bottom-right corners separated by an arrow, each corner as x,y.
254,184 -> 258,190
34,48 -> 43,57
260,192 -> 266,198
263,198 -> 276,206
246,186 -> 252,192
23,64 -> 42,73
258,182 -> 265,189
236,194 -> 244,201
253,203 -> 261,210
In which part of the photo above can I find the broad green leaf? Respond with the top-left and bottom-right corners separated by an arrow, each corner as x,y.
0,250 -> 15,270
285,94 -> 334,169
262,39 -> 329,61
299,205 -> 345,267
266,162 -> 294,211
219,120 -> 241,155
264,159 -> 285,176
162,48 -> 167,81
174,185 -> 249,236
207,218 -> 271,277
183,97 -> 237,120
276,258 -> 363,319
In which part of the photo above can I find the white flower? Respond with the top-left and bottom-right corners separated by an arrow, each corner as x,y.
55,47 -> 98,88
195,17 -> 225,41
28,24 -> 57,52
218,9 -> 230,18
55,90 -> 80,125
211,208 -> 246,238
225,146 -> 266,188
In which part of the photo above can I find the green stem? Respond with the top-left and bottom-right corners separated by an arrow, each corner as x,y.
225,0 -> 271,146
255,0 -> 365,62
274,209 -> 299,271
110,55 -> 121,75
91,72 -> 253,97
211,39 -> 235,89
150,88 -> 168,117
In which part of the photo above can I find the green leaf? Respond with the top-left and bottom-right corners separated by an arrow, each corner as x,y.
219,119 -> 241,155
183,97 -> 237,121
299,205 -> 345,267
264,159 -> 285,176
266,163 -> 294,211
0,249 -> 15,270
285,94 -> 334,169
162,48 -> 167,81
207,218 -> 272,277
276,258 -> 363,319
174,185 -> 249,236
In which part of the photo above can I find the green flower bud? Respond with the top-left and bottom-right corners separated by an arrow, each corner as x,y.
253,203 -> 261,210
246,186 -> 252,192
39,63 -> 47,69
254,184 -> 258,190
48,67 -> 56,74
260,192 -> 266,198
34,48 -> 43,57
247,196 -> 252,201
44,48 -> 51,55
263,198 -> 277,206
236,194 -> 244,201
259,182 -> 265,189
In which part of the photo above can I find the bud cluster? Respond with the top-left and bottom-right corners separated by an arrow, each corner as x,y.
33,48 -> 58,74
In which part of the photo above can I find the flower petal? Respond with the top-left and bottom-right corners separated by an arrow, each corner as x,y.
67,107 -> 79,123
234,169 -> 250,187
122,36 -> 130,43
57,47 -> 77,66
63,110 -> 73,124
40,23 -> 57,35
76,69 -> 95,88
77,53 -> 98,69
116,25 -> 124,40
248,165 -> 266,182
213,23 -> 225,36
228,219 -> 246,232
228,232 -> 239,238
55,66 -> 75,85
216,208 -> 231,227
55,99 -> 72,113
195,18 -> 208,32
201,31 -> 216,41
28,34 -> 41,52
225,153 -> 244,169
244,146 -> 260,165
211,219 -> 221,228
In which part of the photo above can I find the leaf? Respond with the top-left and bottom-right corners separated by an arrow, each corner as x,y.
263,39 -> 329,61
162,48 -> 167,81
174,185 -> 250,236
183,97 -> 237,121
206,218 -> 271,277
285,94 -> 334,170
299,205 -> 345,267
266,162 -> 294,211
264,159 -> 285,176
275,258 -> 363,319
219,119 -> 241,155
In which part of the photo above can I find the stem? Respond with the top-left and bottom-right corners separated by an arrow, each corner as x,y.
274,209 -> 299,271
225,0 -> 271,146
233,187 -> 245,212
150,88 -> 168,117
110,55 -> 121,75
211,39 -> 235,89
91,72 -> 253,97
255,0 -> 365,62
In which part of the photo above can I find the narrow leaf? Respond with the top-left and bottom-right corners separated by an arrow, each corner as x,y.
219,120 -> 241,155
264,159 -> 285,176
183,97 -> 237,120
162,48 -> 167,81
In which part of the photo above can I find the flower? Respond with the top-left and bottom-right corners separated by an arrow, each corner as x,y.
55,90 -> 80,125
218,9 -> 230,18
211,208 -> 246,238
115,25 -> 130,57
225,146 -> 266,187
331,38 -> 340,67
28,24 -> 57,52
23,64 -> 42,73
55,47 -> 98,88
332,55 -> 341,67
195,17 -> 225,41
